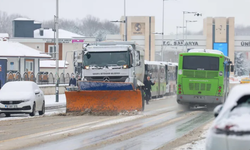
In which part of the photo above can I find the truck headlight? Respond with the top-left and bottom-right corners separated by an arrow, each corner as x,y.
85,66 -> 90,69
123,65 -> 128,69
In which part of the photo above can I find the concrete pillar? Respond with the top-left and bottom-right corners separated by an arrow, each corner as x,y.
120,16 -> 155,61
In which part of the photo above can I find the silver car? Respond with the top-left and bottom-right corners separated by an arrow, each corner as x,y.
206,84 -> 250,150
0,81 -> 45,117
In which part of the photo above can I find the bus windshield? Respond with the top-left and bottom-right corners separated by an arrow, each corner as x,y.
84,51 -> 130,67
183,56 -> 219,71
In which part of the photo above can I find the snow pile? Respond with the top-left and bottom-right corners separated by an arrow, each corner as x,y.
173,131 -> 207,150
230,75 -> 249,83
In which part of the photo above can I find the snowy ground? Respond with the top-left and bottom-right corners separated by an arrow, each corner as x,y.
44,94 -> 66,107
0,94 -> 67,120
173,121 -> 213,150
230,75 -> 249,83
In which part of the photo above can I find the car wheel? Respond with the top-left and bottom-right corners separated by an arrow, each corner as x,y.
29,102 -> 36,116
5,113 -> 11,117
39,101 -> 45,115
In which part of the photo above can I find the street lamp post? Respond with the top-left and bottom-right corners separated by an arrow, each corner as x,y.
176,26 -> 186,41
124,0 -> 127,41
161,0 -> 165,61
185,20 -> 197,41
161,0 -> 175,61
55,0 -> 59,102
182,11 -> 199,50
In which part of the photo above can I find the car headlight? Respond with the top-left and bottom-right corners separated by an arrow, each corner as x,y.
21,100 -> 30,102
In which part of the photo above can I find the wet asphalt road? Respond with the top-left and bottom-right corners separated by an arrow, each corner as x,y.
24,105 -> 213,150
0,96 -> 214,150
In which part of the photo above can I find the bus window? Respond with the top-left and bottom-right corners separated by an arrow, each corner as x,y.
183,56 -> 219,71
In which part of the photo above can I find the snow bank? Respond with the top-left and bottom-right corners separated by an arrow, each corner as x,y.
44,94 -> 66,107
229,75 -> 249,83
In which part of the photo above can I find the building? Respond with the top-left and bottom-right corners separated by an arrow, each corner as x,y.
10,18 -> 96,74
0,40 -> 51,76
110,16 -> 155,61
39,60 -> 69,75
107,16 -> 250,75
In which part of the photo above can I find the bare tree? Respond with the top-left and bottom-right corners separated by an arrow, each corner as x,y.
0,11 -> 24,37
42,15 -> 119,41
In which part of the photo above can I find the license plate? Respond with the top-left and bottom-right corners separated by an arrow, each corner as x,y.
5,105 -> 18,108
194,96 -> 204,99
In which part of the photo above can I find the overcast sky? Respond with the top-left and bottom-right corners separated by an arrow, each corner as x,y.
0,0 -> 249,35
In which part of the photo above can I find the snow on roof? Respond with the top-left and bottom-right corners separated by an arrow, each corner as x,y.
144,60 -> 165,66
188,49 -> 224,55
34,28 -> 85,39
40,60 -> 69,68
14,18 -> 34,21
34,21 -> 41,24
0,41 -> 51,58
0,33 -> 9,38
145,60 -> 178,66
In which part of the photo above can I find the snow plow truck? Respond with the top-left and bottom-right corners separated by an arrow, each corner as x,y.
65,41 -> 145,114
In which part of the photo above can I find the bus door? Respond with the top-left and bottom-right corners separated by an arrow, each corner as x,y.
165,65 -> 170,94
224,61 -> 230,101
175,66 -> 178,84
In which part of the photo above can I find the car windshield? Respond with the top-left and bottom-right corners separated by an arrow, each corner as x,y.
230,103 -> 250,117
1,82 -> 33,93
183,56 -> 219,71
83,51 -> 129,67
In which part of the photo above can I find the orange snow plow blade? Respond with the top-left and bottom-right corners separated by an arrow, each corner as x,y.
65,81 -> 143,114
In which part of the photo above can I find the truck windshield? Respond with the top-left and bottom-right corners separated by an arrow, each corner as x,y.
84,51 -> 129,67
183,56 -> 219,71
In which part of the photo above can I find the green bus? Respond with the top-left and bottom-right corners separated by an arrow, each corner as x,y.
176,49 -> 234,107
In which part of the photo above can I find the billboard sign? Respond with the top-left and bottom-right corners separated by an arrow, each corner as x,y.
213,43 -> 228,56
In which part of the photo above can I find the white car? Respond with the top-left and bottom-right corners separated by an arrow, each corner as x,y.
0,81 -> 45,117
206,84 -> 250,150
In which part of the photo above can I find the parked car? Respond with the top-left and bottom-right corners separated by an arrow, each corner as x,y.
0,81 -> 45,117
206,84 -> 250,150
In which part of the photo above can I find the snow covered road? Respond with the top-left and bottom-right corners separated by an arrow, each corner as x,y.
0,95 -> 214,150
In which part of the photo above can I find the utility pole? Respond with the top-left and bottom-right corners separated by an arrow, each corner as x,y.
161,0 -> 165,61
55,0 -> 59,102
124,0 -> 127,41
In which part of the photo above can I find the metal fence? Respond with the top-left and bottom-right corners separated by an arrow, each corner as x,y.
6,72 -> 79,85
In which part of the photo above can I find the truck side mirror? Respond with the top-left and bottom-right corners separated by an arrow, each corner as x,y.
231,65 -> 234,72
